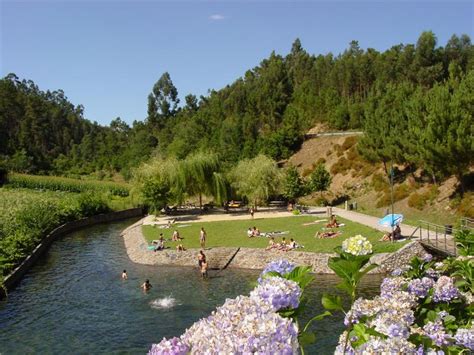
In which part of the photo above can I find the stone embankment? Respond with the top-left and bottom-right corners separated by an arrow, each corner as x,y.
122,218 -> 431,274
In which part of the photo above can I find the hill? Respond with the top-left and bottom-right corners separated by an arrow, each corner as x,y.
286,132 -> 473,225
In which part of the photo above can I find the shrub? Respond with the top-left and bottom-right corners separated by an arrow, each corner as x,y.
341,136 -> 358,151
376,184 -> 411,208
330,157 -> 351,176
0,189 -> 115,278
371,173 -> 390,193
408,192 -> 427,210
408,185 -> 440,210
456,193 -> 474,218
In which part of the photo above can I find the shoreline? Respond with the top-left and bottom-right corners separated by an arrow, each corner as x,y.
122,214 -> 431,274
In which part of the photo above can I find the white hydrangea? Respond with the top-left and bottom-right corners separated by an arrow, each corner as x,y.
342,235 -> 373,256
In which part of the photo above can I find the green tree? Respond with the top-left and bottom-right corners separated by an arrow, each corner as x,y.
147,72 -> 179,128
282,165 -> 306,201
308,163 -> 332,196
229,154 -> 282,208
181,152 -> 228,208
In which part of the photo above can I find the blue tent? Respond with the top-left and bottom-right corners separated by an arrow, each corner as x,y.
379,214 -> 403,227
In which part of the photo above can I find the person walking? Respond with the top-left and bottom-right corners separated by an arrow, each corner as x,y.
199,227 -> 207,249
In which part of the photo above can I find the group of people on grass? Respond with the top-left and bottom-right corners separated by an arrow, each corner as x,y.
266,237 -> 301,252
150,226 -> 208,252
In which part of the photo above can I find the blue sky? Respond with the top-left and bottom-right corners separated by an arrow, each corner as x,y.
1,1 -> 473,125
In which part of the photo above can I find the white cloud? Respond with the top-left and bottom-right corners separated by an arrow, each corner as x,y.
209,14 -> 225,21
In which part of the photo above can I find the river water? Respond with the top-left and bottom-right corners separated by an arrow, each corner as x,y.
0,219 -> 382,354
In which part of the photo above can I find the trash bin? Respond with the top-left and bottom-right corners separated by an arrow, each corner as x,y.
445,225 -> 453,235
348,203 -> 353,211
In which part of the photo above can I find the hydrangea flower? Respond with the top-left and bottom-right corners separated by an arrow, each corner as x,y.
423,320 -> 452,347
342,235 -> 373,256
425,268 -> 440,280
454,326 -> 474,350
357,336 -> 417,354
258,259 -> 296,283
182,295 -> 299,354
380,277 -> 407,298
250,277 -> 301,311
433,276 -> 459,302
423,254 -> 433,262
407,277 -> 434,298
148,337 -> 189,355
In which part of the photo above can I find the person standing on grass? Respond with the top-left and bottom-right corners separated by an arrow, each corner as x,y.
250,207 -> 254,218
199,227 -> 207,249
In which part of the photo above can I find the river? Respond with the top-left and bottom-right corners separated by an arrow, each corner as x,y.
0,219 -> 382,354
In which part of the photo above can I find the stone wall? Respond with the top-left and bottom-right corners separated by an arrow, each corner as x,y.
3,208 -> 143,294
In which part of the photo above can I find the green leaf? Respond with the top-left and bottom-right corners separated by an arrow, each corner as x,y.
298,331 -> 316,346
321,294 -> 344,311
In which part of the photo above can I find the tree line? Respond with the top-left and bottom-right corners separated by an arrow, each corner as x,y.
0,31 -> 472,183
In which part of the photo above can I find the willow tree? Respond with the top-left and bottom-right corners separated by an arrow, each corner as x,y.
229,154 -> 282,208
181,152 -> 228,208
132,157 -> 180,213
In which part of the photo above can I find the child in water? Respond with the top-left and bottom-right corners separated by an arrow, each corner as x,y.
122,270 -> 128,279
141,279 -> 152,291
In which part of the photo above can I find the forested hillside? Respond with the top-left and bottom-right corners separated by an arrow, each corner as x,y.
0,75 -> 157,178
0,31 -> 472,182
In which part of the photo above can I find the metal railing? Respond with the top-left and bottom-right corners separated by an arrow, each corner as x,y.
460,217 -> 474,230
416,220 -> 458,256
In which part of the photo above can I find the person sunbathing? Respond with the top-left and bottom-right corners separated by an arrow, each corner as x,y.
315,230 -> 341,239
326,215 -> 339,228
380,225 -> 402,241
277,237 -> 288,250
176,244 -> 186,251
265,237 -> 277,250
251,226 -> 260,237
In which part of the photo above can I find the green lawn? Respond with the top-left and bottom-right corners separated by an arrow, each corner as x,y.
142,215 -> 407,253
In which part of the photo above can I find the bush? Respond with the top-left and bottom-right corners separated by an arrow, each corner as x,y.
456,193 -> 474,218
330,157 -> 351,176
376,183 -> 412,208
341,136 -> 358,151
371,173 -> 387,192
0,189 -> 113,278
408,192 -> 427,210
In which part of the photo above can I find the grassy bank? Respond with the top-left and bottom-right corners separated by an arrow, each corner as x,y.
0,186 -> 135,280
142,216 -> 406,253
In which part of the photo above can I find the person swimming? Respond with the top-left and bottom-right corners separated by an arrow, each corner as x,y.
141,279 -> 152,291
122,270 -> 128,279
200,260 -> 208,279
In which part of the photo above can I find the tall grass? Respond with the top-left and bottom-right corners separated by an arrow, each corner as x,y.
0,188 -> 129,280
7,173 -> 130,197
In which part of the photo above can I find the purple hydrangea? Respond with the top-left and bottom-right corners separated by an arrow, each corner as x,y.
258,259 -> 296,283
148,337 -> 189,355
454,326 -> 474,350
391,268 -> 404,276
425,268 -> 440,280
407,277 -> 434,298
423,320 -> 452,347
386,323 -> 410,338
423,254 -> 433,262
380,277 -> 406,298
250,277 -> 301,311
433,276 -> 459,303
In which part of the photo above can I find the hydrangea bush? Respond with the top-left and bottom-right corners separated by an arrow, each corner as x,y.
149,259 -> 323,354
332,254 -> 474,354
